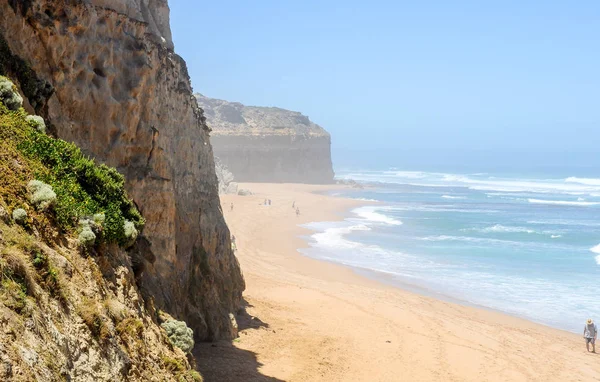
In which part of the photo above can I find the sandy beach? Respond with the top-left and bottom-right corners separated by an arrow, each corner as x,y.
194,183 -> 600,382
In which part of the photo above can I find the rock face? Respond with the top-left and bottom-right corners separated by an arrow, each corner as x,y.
0,0 -> 244,340
215,157 -> 238,195
195,94 -> 335,184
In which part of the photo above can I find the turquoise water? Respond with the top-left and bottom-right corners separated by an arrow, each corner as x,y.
300,170 -> 600,332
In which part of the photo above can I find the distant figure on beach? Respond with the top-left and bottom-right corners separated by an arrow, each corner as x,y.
296,207 -> 300,217
230,202 -> 234,212
584,319 -> 597,353
292,201 -> 295,209
269,199 -> 272,205
264,199 -> 267,205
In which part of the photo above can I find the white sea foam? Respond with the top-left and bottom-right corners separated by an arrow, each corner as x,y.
528,198 -> 600,207
476,225 -> 535,234
442,195 -> 466,200
527,219 -> 600,227
390,205 -> 498,214
566,177 -> 600,186
465,225 -> 563,236
352,197 -> 379,202
384,171 -> 428,179
418,235 -> 519,245
593,245 -> 600,265
312,224 -> 371,250
352,206 -> 402,226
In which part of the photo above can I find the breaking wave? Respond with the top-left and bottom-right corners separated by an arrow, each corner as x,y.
352,206 -> 402,226
442,195 -> 466,200
528,199 -> 600,207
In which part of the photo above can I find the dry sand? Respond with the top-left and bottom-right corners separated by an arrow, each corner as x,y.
194,183 -> 600,382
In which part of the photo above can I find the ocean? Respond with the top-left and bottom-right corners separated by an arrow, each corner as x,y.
299,169 -> 600,333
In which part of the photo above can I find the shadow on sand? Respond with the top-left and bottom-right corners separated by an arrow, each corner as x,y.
194,342 -> 284,382
194,299 -> 284,382
236,300 -> 270,331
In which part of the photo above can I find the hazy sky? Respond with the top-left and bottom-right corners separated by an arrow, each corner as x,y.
169,1 -> 599,165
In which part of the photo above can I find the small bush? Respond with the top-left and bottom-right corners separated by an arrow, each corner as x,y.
123,220 -> 138,248
31,250 -> 47,269
25,115 -> 46,133
78,225 -> 96,247
12,208 -> 27,224
93,213 -> 105,225
161,319 -> 194,353
28,180 -> 56,210
0,76 -> 23,111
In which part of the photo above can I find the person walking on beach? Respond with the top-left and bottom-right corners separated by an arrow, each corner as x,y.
584,318 -> 597,353
292,201 -> 295,209
230,202 -> 234,212
296,207 -> 300,217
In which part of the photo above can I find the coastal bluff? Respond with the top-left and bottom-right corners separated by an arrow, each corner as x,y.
195,94 -> 335,184
0,0 -> 244,342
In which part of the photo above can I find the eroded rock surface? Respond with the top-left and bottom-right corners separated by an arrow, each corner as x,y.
0,0 -> 244,341
196,94 -> 335,184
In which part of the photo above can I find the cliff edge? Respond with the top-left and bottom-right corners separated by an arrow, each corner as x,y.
0,0 -> 244,341
196,94 -> 335,184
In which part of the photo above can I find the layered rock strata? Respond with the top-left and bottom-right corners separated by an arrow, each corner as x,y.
196,94 -> 335,184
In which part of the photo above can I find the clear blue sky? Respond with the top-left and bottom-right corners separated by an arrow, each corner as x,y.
169,1 -> 599,169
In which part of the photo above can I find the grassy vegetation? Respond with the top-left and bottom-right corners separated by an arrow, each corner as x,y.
0,76 -> 144,247
116,317 -> 144,340
185,371 -> 204,382
159,356 -> 204,382
30,248 -> 65,301
161,355 -> 186,373
78,296 -> 110,341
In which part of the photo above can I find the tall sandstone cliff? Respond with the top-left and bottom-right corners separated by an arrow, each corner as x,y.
196,94 -> 335,184
0,0 -> 244,341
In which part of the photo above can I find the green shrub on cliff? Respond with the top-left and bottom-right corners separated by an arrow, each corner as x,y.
161,319 -> 195,354
0,76 -> 144,247
78,225 -> 96,247
25,115 -> 45,133
18,131 -> 144,244
28,180 -> 56,211
0,75 -> 23,110
12,208 -> 27,224
123,219 -> 138,248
